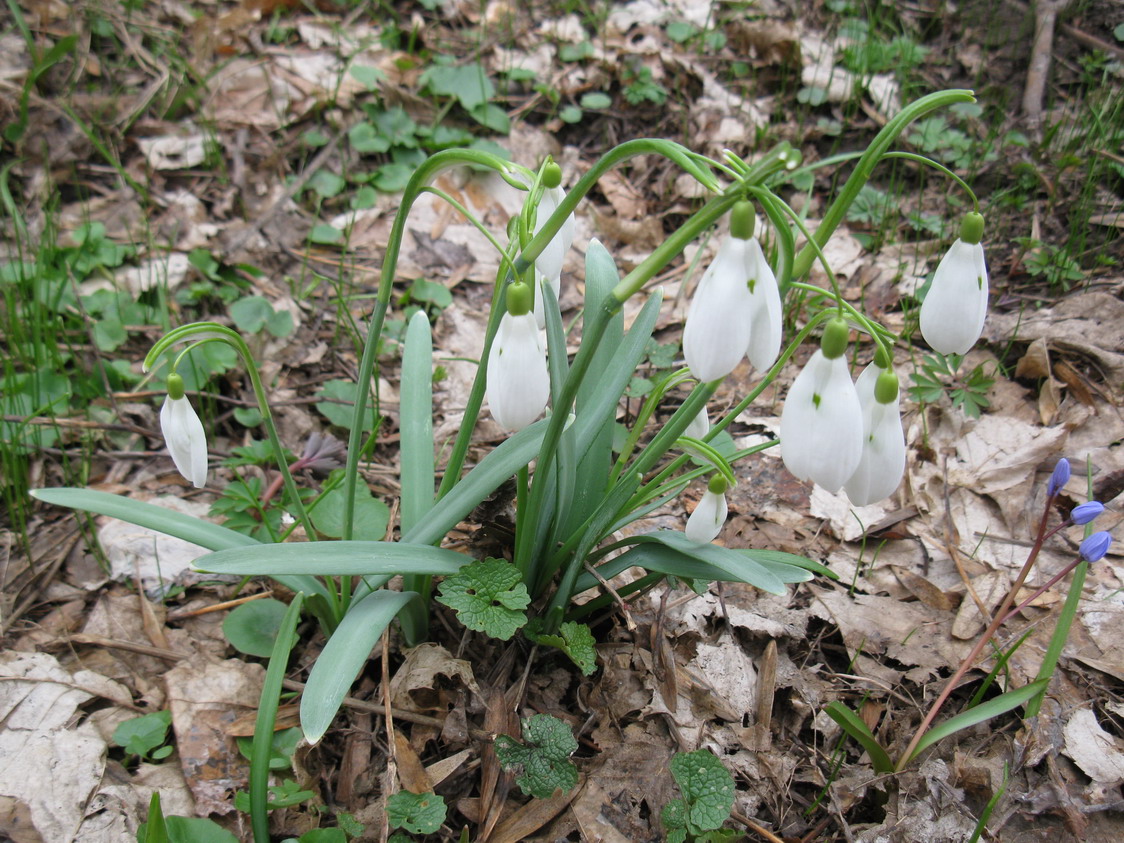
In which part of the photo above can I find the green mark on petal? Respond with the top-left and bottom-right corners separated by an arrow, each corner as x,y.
812,393 -> 821,409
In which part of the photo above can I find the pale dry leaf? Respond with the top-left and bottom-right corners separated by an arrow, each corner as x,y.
1063,708 -> 1124,783
137,134 -> 208,170
388,643 -> 481,714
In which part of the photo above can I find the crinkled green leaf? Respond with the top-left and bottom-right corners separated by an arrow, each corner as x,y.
437,558 -> 529,640
525,620 -> 597,675
669,750 -> 735,835
662,797 -> 688,843
386,790 -> 447,834
494,714 -> 579,799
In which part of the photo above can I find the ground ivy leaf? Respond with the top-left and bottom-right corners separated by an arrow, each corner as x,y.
524,620 -> 597,675
436,558 -> 529,640
494,713 -> 579,799
386,790 -> 447,835
669,749 -> 735,834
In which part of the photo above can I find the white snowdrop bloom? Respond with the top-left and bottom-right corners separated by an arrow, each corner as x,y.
685,476 -> 729,544
844,363 -> 906,506
486,282 -> 550,432
683,234 -> 755,382
531,183 -> 575,325
684,406 -> 710,440
160,373 -> 208,488
919,212 -> 988,355
780,320 -> 864,493
744,236 -> 783,372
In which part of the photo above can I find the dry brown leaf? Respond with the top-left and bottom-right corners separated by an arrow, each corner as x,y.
388,642 -> 481,715
1063,708 -> 1124,783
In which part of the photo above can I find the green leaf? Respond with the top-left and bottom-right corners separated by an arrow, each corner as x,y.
195,541 -> 470,578
823,701 -> 894,773
649,531 -> 787,594
142,793 -> 169,843
668,750 -> 735,834
236,725 -> 301,770
907,679 -> 1050,763
309,224 -> 343,245
437,558 -> 530,640
374,162 -> 415,192
579,92 -> 611,110
301,590 -> 414,744
559,105 -> 583,123
494,714 -> 579,799
386,791 -> 447,834
113,710 -> 172,760
525,620 -> 597,675
310,485 -> 390,542
421,62 -> 494,111
315,379 -> 375,428
229,295 -> 274,334
469,102 -> 510,133
143,816 -> 238,843
223,598 -> 289,657
308,170 -> 346,198
558,41 -> 593,62
406,277 -> 452,310
349,64 -> 385,90
297,829 -> 347,843
399,311 -> 435,536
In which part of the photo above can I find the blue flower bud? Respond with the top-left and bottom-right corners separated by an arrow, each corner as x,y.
1079,531 -> 1112,563
1047,458 -> 1070,497
1071,501 -> 1104,526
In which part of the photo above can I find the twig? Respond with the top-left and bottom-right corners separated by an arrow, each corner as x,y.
583,560 -> 636,630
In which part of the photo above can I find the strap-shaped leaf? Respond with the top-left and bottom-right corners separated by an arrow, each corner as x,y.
906,678 -> 1049,765
824,701 -> 894,773
647,531 -> 787,594
195,541 -> 471,577
301,590 -> 414,744
399,311 -> 435,536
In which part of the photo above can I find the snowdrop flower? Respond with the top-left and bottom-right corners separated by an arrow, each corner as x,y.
531,164 -> 575,328
160,372 -> 208,488
844,360 -> 906,506
486,280 -> 550,431
780,318 -> 864,493
684,406 -> 710,440
684,201 -> 783,382
685,475 -> 728,544
920,212 -> 988,355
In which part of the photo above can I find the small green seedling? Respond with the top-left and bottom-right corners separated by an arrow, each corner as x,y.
909,353 -> 993,419
494,713 -> 579,799
387,790 -> 448,835
233,778 -> 315,813
236,725 -> 301,770
137,792 -> 238,843
661,750 -> 737,843
113,710 -> 174,762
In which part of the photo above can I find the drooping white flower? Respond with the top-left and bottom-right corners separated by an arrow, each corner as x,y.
160,373 -> 208,488
486,282 -> 550,431
780,319 -> 864,493
685,476 -> 729,544
684,406 -> 710,440
744,236 -> 783,372
843,363 -> 906,506
683,234 -> 755,382
532,268 -> 560,330
919,212 -> 988,355
531,180 -> 575,328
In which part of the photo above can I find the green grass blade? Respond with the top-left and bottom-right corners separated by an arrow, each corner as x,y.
195,541 -> 471,577
824,701 -> 894,773
300,590 -> 413,744
907,679 -> 1050,764
399,311 -> 435,536
647,530 -> 787,594
402,418 -> 548,546
968,762 -> 1008,843
143,792 -> 169,843
33,487 -> 259,550
250,593 -> 303,843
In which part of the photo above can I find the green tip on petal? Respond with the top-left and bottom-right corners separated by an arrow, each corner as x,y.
874,371 -> 899,404
730,200 -> 755,240
707,474 -> 728,495
506,281 -> 533,316
960,212 -> 984,245
542,162 -> 562,189
166,372 -> 186,400
873,345 -> 892,370
821,317 -> 850,359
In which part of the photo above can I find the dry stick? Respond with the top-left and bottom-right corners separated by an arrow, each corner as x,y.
896,495 -> 1058,770
582,560 -> 636,631
165,591 -> 274,621
1022,0 -> 1069,127
731,811 -> 786,843
380,628 -> 395,843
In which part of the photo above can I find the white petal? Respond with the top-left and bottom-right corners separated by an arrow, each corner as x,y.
683,237 -> 754,382
919,239 -> 988,355
532,268 -> 561,330
160,394 -> 208,488
533,187 -> 573,281
780,351 -> 864,492
684,406 -> 710,440
685,489 -> 728,544
486,312 -> 550,431
744,238 -> 783,372
844,381 -> 906,506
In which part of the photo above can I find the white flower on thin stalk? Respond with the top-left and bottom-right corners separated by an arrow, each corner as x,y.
843,361 -> 906,506
919,212 -> 988,355
779,318 -> 864,493
685,475 -> 729,544
531,167 -> 575,328
486,280 -> 550,432
159,372 -> 208,488
744,236 -> 783,373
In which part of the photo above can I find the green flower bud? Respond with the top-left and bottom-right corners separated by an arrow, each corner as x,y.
707,474 -> 728,495
821,317 -> 850,360
167,372 -> 186,400
542,162 -> 562,189
730,200 -> 755,241
873,345 -> 892,370
959,212 -> 984,245
874,370 -> 899,404
506,281 -> 534,316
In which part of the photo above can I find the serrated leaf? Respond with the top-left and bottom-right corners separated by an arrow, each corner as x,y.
494,713 -> 579,799
525,620 -> 597,675
669,750 -> 735,834
437,559 -> 529,640
386,791 -> 447,834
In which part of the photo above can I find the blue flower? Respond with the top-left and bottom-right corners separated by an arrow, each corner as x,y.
1047,458 -> 1071,497
1071,501 -> 1105,526
1080,531 -> 1112,563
